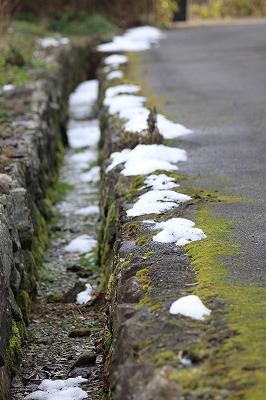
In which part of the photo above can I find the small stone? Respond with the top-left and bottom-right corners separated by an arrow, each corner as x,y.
70,351 -> 97,370
68,367 -> 91,378
67,264 -> 82,273
68,328 -> 91,338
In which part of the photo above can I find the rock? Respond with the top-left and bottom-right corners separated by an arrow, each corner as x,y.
69,351 -> 97,370
141,366 -> 183,400
0,268 -> 12,367
117,276 -> 144,303
113,304 -> 137,336
68,367 -> 91,378
10,188 -> 34,249
68,328 -> 91,338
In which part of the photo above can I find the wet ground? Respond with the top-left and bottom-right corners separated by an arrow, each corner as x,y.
11,81 -> 106,399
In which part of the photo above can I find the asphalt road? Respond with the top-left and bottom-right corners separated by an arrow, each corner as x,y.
139,20 -> 266,284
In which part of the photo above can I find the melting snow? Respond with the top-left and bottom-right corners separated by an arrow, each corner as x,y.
124,109 -> 192,138
127,190 -> 191,217
67,120 -> 100,149
106,144 -> 187,176
74,205 -> 99,216
103,88 -> 192,138
76,283 -> 94,305
106,70 -> 124,80
103,94 -> 146,115
169,295 -> 211,321
69,150 -> 96,168
38,37 -> 70,48
2,84 -> 14,91
105,84 -> 141,98
69,80 -> 98,119
98,26 -> 164,52
143,174 -> 179,190
24,377 -> 88,399
152,218 -> 207,246
104,54 -> 128,66
80,166 -> 100,183
64,235 -> 97,253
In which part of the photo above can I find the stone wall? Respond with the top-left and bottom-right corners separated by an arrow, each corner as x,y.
0,41 -> 94,400
97,61 -> 219,400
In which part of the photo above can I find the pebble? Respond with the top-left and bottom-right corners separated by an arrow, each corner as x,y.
70,351 -> 97,370
68,328 -> 91,338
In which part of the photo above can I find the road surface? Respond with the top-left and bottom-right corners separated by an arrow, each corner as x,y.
139,20 -> 266,283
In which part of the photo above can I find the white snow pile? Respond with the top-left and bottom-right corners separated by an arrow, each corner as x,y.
105,84 -> 141,98
69,150 -> 97,168
104,94 -> 146,115
37,37 -> 70,48
80,166 -> 100,183
127,190 -> 191,217
2,84 -> 14,91
97,25 -> 165,52
104,54 -> 128,66
125,111 -> 193,138
106,70 -> 124,81
143,174 -> 179,190
106,144 -> 187,176
24,377 -> 88,400
74,205 -> 99,216
169,295 -> 211,321
67,120 -> 100,149
76,283 -> 94,305
64,235 -> 97,253
151,218 -> 207,246
69,80 -> 98,120
103,85 -> 192,138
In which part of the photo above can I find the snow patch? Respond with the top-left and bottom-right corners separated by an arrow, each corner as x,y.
124,109 -> 192,138
69,80 -> 98,119
74,205 -> 99,216
105,84 -> 141,98
25,377 -> 88,400
169,295 -> 211,321
38,37 -> 70,48
98,26 -> 165,52
106,70 -> 124,80
152,218 -> 207,246
143,174 -> 179,190
127,190 -> 191,217
80,166 -> 100,183
67,120 -> 100,149
2,84 -> 14,91
104,54 -> 128,66
103,94 -> 146,115
76,283 -> 94,305
64,235 -> 97,253
69,150 -> 97,168
106,144 -> 187,176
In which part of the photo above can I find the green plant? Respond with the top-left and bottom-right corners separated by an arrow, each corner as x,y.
191,0 -> 266,19
47,12 -> 118,36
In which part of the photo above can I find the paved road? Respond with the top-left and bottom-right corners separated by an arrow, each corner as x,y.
139,20 -> 266,284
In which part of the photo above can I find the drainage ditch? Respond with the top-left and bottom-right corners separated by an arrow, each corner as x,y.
11,77 -> 106,399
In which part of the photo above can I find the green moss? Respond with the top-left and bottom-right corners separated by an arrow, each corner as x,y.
136,268 -> 149,277
31,209 -> 48,278
169,202 -> 266,399
18,290 -> 31,325
121,259 -> 130,269
47,293 -> 63,303
135,236 -> 150,246
5,321 -> 23,378
48,181 -> 74,204
144,251 -> 154,258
